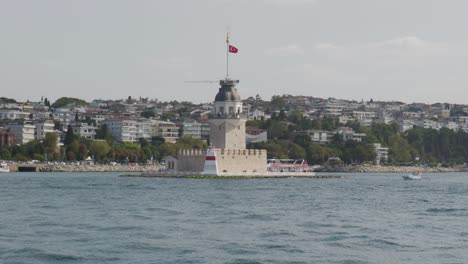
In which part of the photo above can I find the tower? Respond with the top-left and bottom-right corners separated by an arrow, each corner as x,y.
208,78 -> 246,149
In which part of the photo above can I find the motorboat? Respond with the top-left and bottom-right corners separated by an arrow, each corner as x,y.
0,163 -> 10,173
402,172 -> 421,180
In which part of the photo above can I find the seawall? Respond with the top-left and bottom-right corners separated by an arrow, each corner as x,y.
9,163 -> 162,172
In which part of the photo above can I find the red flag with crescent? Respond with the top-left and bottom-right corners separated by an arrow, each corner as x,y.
229,45 -> 238,53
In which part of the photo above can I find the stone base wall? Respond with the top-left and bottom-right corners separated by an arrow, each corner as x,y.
215,149 -> 267,174
176,149 -> 206,172
175,148 -> 267,174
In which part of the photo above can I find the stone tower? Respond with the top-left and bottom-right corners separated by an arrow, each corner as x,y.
208,79 -> 246,149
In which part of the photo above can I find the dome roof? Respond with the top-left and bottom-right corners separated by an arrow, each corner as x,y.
215,88 -> 241,102
214,79 -> 241,102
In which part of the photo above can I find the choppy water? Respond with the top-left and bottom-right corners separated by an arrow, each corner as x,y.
1,172 -> 468,263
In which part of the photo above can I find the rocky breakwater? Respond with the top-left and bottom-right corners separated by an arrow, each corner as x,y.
348,165 -> 457,173
40,164 -> 162,173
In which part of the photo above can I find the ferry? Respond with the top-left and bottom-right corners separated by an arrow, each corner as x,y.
0,163 -> 10,173
267,159 -> 310,172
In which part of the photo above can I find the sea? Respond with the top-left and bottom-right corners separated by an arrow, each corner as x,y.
1,172 -> 467,264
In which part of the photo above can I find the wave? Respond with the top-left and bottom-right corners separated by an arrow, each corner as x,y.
426,208 -> 467,213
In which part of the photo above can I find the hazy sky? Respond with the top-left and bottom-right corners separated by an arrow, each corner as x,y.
2,0 -> 468,104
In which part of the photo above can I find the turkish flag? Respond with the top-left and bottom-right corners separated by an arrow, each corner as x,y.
229,45 -> 238,53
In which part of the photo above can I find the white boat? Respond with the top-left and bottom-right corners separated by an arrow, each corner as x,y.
402,173 -> 421,180
0,163 -> 10,173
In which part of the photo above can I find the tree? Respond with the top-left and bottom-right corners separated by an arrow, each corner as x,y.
43,133 -> 58,160
51,97 -> 87,108
270,95 -> 285,110
0,147 -> 12,160
78,144 -> 88,160
266,120 -> 289,140
89,141 -> 111,162
288,143 -> 306,159
96,124 -> 112,142
64,125 -> 75,145
288,109 -> 303,124
160,112 -> 176,121
141,110 -> 155,118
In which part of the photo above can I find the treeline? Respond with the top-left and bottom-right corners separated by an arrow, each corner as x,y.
0,126 -> 206,163
246,111 -> 376,164
247,110 -> 468,166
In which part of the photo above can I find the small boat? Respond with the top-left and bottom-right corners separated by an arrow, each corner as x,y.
402,172 -> 421,180
0,163 -> 10,173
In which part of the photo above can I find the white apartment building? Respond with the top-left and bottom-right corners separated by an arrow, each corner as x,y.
70,122 -> 97,140
101,119 -> 137,143
399,119 -> 417,133
34,120 -> 55,140
422,119 -> 443,130
457,116 -> 468,124
402,112 -> 422,119
352,111 -> 377,121
0,109 -> 30,120
307,130 -> 335,144
249,109 -> 266,120
182,121 -> 202,139
7,122 -> 35,144
53,108 -> 74,126
246,127 -> 268,144
152,121 -> 179,143
443,121 -> 459,131
373,143 -> 389,165
136,120 -> 152,140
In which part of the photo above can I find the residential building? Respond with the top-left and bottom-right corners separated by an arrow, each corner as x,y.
182,121 -> 202,139
70,122 -> 97,140
249,109 -> 265,120
373,143 -> 389,165
53,108 -> 74,126
34,120 -> 55,140
152,121 -> 179,143
136,120 -> 153,140
6,122 -> 35,144
200,122 -> 210,141
337,128 -> 366,142
307,130 -> 335,144
246,127 -> 268,144
0,109 -> 30,120
0,129 -> 16,146
100,119 -> 137,142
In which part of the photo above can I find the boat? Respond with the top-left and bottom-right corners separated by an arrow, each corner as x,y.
267,159 -> 310,172
0,163 -> 10,173
402,172 -> 421,180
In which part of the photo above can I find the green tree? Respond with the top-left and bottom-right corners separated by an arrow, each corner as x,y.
288,143 -> 306,159
64,125 -> 75,145
270,95 -> 285,110
78,144 -> 89,160
0,147 -> 12,160
90,141 -> 111,162
96,124 -> 112,142
51,97 -> 87,108
141,110 -> 155,118
43,133 -> 58,160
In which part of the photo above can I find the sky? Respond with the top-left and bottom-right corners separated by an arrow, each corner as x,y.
1,0 -> 468,104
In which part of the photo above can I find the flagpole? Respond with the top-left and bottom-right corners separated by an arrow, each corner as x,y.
226,31 -> 230,79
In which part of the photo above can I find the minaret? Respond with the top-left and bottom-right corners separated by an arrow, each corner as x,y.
208,79 -> 246,149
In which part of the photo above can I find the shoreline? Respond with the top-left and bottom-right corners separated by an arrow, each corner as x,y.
320,165 -> 465,173
4,163 -> 467,173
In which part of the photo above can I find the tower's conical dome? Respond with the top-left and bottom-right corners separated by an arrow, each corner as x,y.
214,79 -> 241,102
